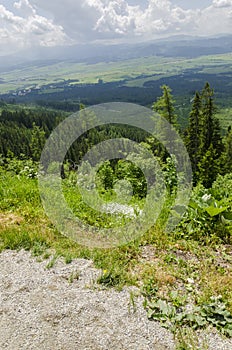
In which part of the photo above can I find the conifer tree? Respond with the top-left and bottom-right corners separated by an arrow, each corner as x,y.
30,123 -> 46,161
151,85 -> 178,160
153,85 -> 178,127
186,83 -> 224,187
185,91 -> 202,181
199,82 -> 223,157
199,83 -> 224,186
200,82 -> 215,153
197,144 -> 220,188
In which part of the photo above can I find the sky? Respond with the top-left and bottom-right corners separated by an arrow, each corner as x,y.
0,0 -> 232,55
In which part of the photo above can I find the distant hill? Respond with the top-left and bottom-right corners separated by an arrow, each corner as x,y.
1,34 -> 232,70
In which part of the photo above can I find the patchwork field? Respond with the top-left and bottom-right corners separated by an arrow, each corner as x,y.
0,53 -> 232,95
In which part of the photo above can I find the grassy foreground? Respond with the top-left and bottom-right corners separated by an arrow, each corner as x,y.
0,169 -> 232,349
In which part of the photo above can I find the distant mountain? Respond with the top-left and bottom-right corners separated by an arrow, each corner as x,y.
1,34 -> 232,71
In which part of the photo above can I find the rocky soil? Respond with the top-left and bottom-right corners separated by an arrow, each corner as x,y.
0,250 -> 231,350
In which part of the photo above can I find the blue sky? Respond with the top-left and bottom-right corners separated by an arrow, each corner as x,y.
127,1 -> 212,9
0,0 -> 232,55
171,0 -> 211,9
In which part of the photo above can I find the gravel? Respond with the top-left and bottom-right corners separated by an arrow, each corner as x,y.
0,249 -> 231,350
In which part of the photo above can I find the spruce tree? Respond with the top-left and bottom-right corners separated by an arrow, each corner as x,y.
200,82 -> 215,153
197,83 -> 223,186
197,144 -> 220,188
185,83 -> 224,187
151,85 -> 178,160
30,123 -> 46,161
185,91 -> 202,182
200,82 -> 223,157
153,85 -> 178,127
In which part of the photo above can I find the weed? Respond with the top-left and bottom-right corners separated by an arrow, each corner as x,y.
144,294 -> 232,338
46,254 -> 59,269
0,166 -> 231,346
175,327 -> 208,350
68,270 -> 80,283
128,289 -> 140,313
97,268 -> 123,288
65,254 -> 73,264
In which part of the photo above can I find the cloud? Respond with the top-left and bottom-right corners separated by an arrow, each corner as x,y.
196,1 -> 232,35
14,0 -> 232,44
80,0 -> 198,39
0,1 -> 70,55
14,0 -> 36,16
87,0 -> 232,39
134,0 -> 198,37
212,0 -> 232,7
31,0 -> 100,41
91,0 -> 139,36
1,0 -> 232,56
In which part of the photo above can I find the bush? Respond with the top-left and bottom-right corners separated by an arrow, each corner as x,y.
176,174 -> 232,243
0,154 -> 38,178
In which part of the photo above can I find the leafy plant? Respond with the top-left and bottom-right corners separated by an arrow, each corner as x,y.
144,294 -> 232,337
97,268 -> 122,288
1,154 -> 38,178
142,277 -> 158,300
176,177 -> 232,242
68,270 -> 80,283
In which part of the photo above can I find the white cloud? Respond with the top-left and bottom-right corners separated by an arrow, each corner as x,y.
1,0 -> 232,56
134,0 -> 198,37
92,0 -> 138,35
31,0 -> 100,41
0,1 -> 70,55
79,0 -> 198,39
14,0 -> 36,16
196,1 -> 232,35
212,0 -> 232,7
25,0 -> 232,43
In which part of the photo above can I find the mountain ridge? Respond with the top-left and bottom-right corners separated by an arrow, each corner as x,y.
1,34 -> 232,71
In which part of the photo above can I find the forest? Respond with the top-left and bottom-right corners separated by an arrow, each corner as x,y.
0,81 -> 232,347
0,82 -> 231,186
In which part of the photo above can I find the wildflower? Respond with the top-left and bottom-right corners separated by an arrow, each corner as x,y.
202,194 -> 211,202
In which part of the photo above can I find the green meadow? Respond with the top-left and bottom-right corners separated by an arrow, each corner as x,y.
1,53 -> 232,94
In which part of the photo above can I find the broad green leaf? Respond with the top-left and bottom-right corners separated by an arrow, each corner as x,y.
205,206 -> 228,217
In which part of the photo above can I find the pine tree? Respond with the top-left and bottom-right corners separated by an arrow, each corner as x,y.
200,82 -> 223,156
151,85 -> 179,160
197,144 -> 220,188
153,85 -> 178,127
196,83 -> 223,186
200,83 -> 213,153
185,91 -> 202,181
185,82 -> 224,187
30,123 -> 46,161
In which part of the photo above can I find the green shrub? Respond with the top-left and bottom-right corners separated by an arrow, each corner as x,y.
176,174 -> 232,243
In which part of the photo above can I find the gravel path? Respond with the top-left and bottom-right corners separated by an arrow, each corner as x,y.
0,250 -> 231,350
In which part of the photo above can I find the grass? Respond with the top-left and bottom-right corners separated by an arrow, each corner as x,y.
1,53 -> 232,94
0,168 -> 232,347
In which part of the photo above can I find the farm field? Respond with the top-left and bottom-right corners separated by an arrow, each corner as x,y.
0,53 -> 232,95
